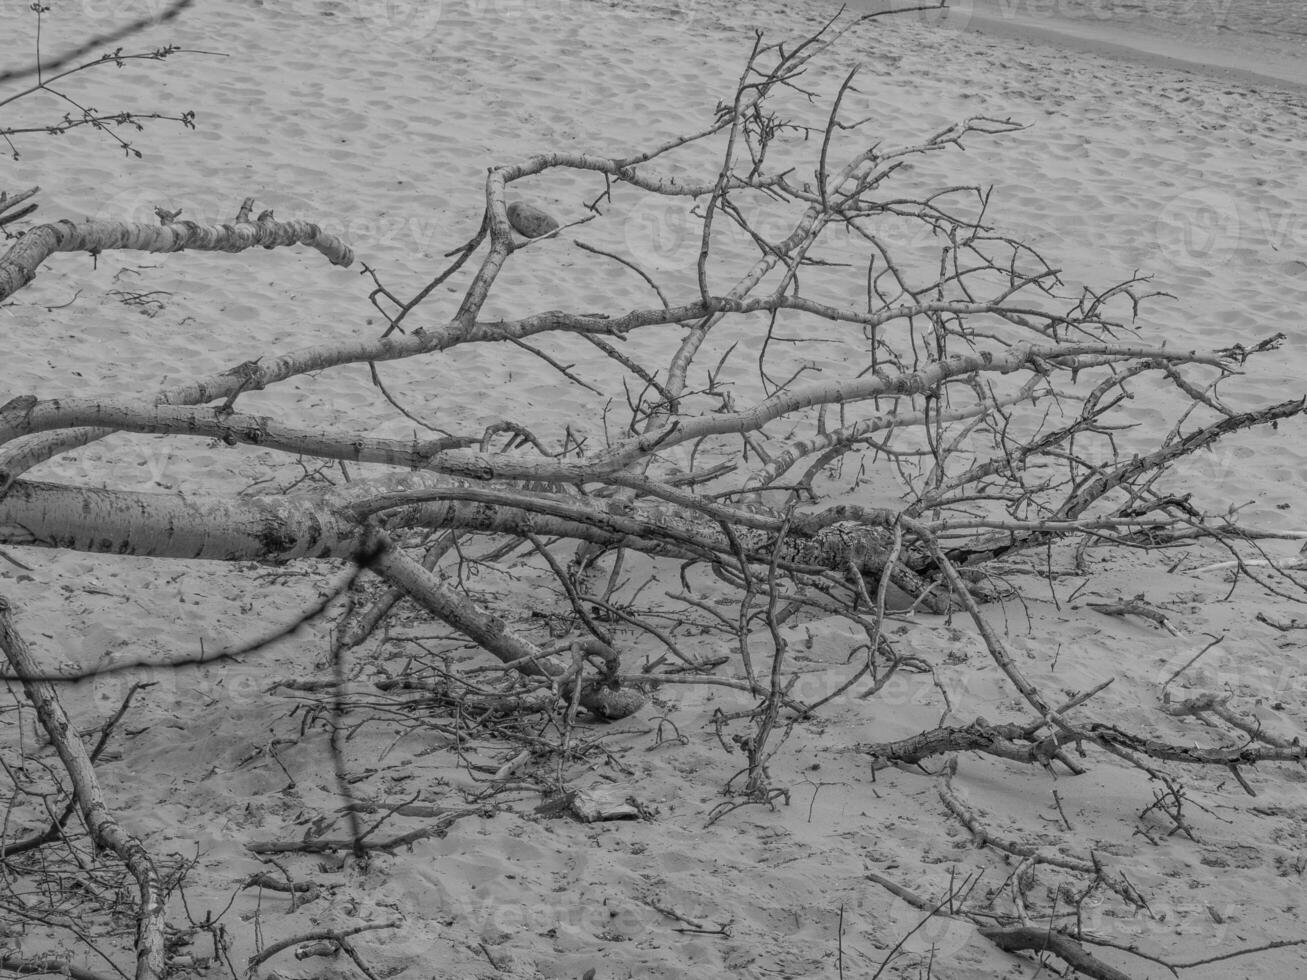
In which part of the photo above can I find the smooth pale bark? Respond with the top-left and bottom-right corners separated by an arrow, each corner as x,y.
0,477 -> 922,586
0,482 -> 651,716
0,479 -> 369,560
0,476 -> 652,714
0,300 -> 710,490
0,479 -> 679,562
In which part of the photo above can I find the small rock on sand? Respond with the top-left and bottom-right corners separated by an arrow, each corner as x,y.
507,200 -> 560,239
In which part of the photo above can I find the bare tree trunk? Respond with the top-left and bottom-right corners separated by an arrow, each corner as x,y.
0,479 -> 368,560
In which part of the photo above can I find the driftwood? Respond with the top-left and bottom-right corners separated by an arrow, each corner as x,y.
2,7 -> 1306,977
0,211 -> 352,301
0,597 -> 167,980
979,926 -> 1134,980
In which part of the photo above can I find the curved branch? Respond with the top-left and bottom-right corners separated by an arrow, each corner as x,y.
0,597 -> 167,980
0,215 -> 353,302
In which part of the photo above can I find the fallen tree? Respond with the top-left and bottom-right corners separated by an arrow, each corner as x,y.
3,6 -> 1306,978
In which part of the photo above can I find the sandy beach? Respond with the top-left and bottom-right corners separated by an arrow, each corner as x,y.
956,0 -> 1307,91
3,1 -> 1307,978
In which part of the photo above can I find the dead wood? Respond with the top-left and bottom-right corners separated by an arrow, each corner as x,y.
2,7 -> 1305,975
979,925 -> 1136,980
0,596 -> 167,980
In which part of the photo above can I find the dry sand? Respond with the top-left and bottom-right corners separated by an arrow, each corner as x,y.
957,0 -> 1307,92
2,1 -> 1307,978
